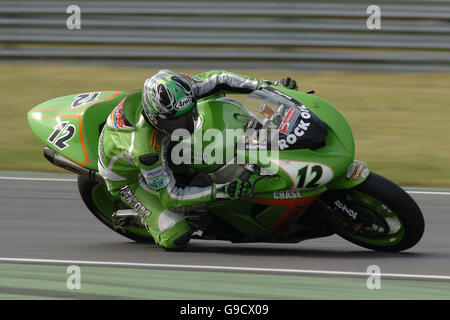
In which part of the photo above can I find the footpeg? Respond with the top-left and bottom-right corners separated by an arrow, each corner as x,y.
112,209 -> 144,229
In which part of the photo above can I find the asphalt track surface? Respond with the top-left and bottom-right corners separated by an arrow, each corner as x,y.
1,175 -> 449,300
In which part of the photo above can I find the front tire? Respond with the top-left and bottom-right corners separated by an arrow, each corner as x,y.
321,173 -> 425,252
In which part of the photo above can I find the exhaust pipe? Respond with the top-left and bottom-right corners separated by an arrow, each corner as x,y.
43,147 -> 104,182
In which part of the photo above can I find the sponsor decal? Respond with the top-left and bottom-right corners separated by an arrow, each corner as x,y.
244,143 -> 268,151
174,97 -> 192,111
113,99 -> 125,128
272,89 -> 294,101
147,176 -> 167,190
278,105 -> 312,150
353,164 -> 364,180
240,136 -> 269,151
346,161 -> 357,180
109,98 -> 133,130
297,104 -> 312,120
149,130 -> 163,152
362,168 -> 369,178
140,158 -> 167,190
346,161 -> 369,181
119,185 -> 152,231
143,166 -> 163,180
273,190 -> 302,200
279,107 -> 300,135
334,200 -> 358,220
238,129 -> 277,152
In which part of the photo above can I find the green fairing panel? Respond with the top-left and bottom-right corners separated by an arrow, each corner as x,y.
208,200 -> 274,237
272,87 -> 361,189
27,91 -> 128,170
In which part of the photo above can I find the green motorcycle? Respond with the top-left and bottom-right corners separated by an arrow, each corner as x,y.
27,86 -> 425,252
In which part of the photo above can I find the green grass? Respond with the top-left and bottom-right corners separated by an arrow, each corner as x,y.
0,263 -> 449,300
1,63 -> 449,186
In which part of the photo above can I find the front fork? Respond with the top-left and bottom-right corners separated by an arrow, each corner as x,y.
315,160 -> 370,234
316,198 -> 362,234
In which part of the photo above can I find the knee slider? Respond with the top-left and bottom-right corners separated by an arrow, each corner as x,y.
157,210 -> 191,250
174,231 -> 191,247
161,231 -> 191,251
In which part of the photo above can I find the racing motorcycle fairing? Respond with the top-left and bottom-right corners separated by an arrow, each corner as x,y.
28,91 -> 128,170
27,85 -> 374,244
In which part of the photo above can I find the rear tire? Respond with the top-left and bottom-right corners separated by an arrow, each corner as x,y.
322,173 -> 425,252
77,175 -> 155,243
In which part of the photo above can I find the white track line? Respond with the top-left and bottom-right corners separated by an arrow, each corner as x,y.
0,257 -> 449,281
1,176 -> 449,195
0,176 -> 76,182
406,190 -> 450,196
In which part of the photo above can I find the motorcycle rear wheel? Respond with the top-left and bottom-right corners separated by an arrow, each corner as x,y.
322,172 -> 425,252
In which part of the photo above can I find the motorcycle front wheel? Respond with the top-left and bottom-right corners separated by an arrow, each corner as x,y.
321,172 -> 425,252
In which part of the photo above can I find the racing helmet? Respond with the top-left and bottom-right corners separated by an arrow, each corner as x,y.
142,70 -> 198,134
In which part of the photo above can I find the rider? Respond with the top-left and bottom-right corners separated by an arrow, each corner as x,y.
98,70 -> 298,250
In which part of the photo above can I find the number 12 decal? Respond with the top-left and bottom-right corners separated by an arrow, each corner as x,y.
297,165 -> 323,189
270,159 -> 334,190
47,121 -> 76,150
72,92 -> 100,108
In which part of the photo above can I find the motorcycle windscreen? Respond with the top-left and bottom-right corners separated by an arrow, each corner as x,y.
246,88 -> 327,151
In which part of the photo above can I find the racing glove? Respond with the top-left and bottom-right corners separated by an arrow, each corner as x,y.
274,77 -> 298,90
223,177 -> 252,200
213,170 -> 255,201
